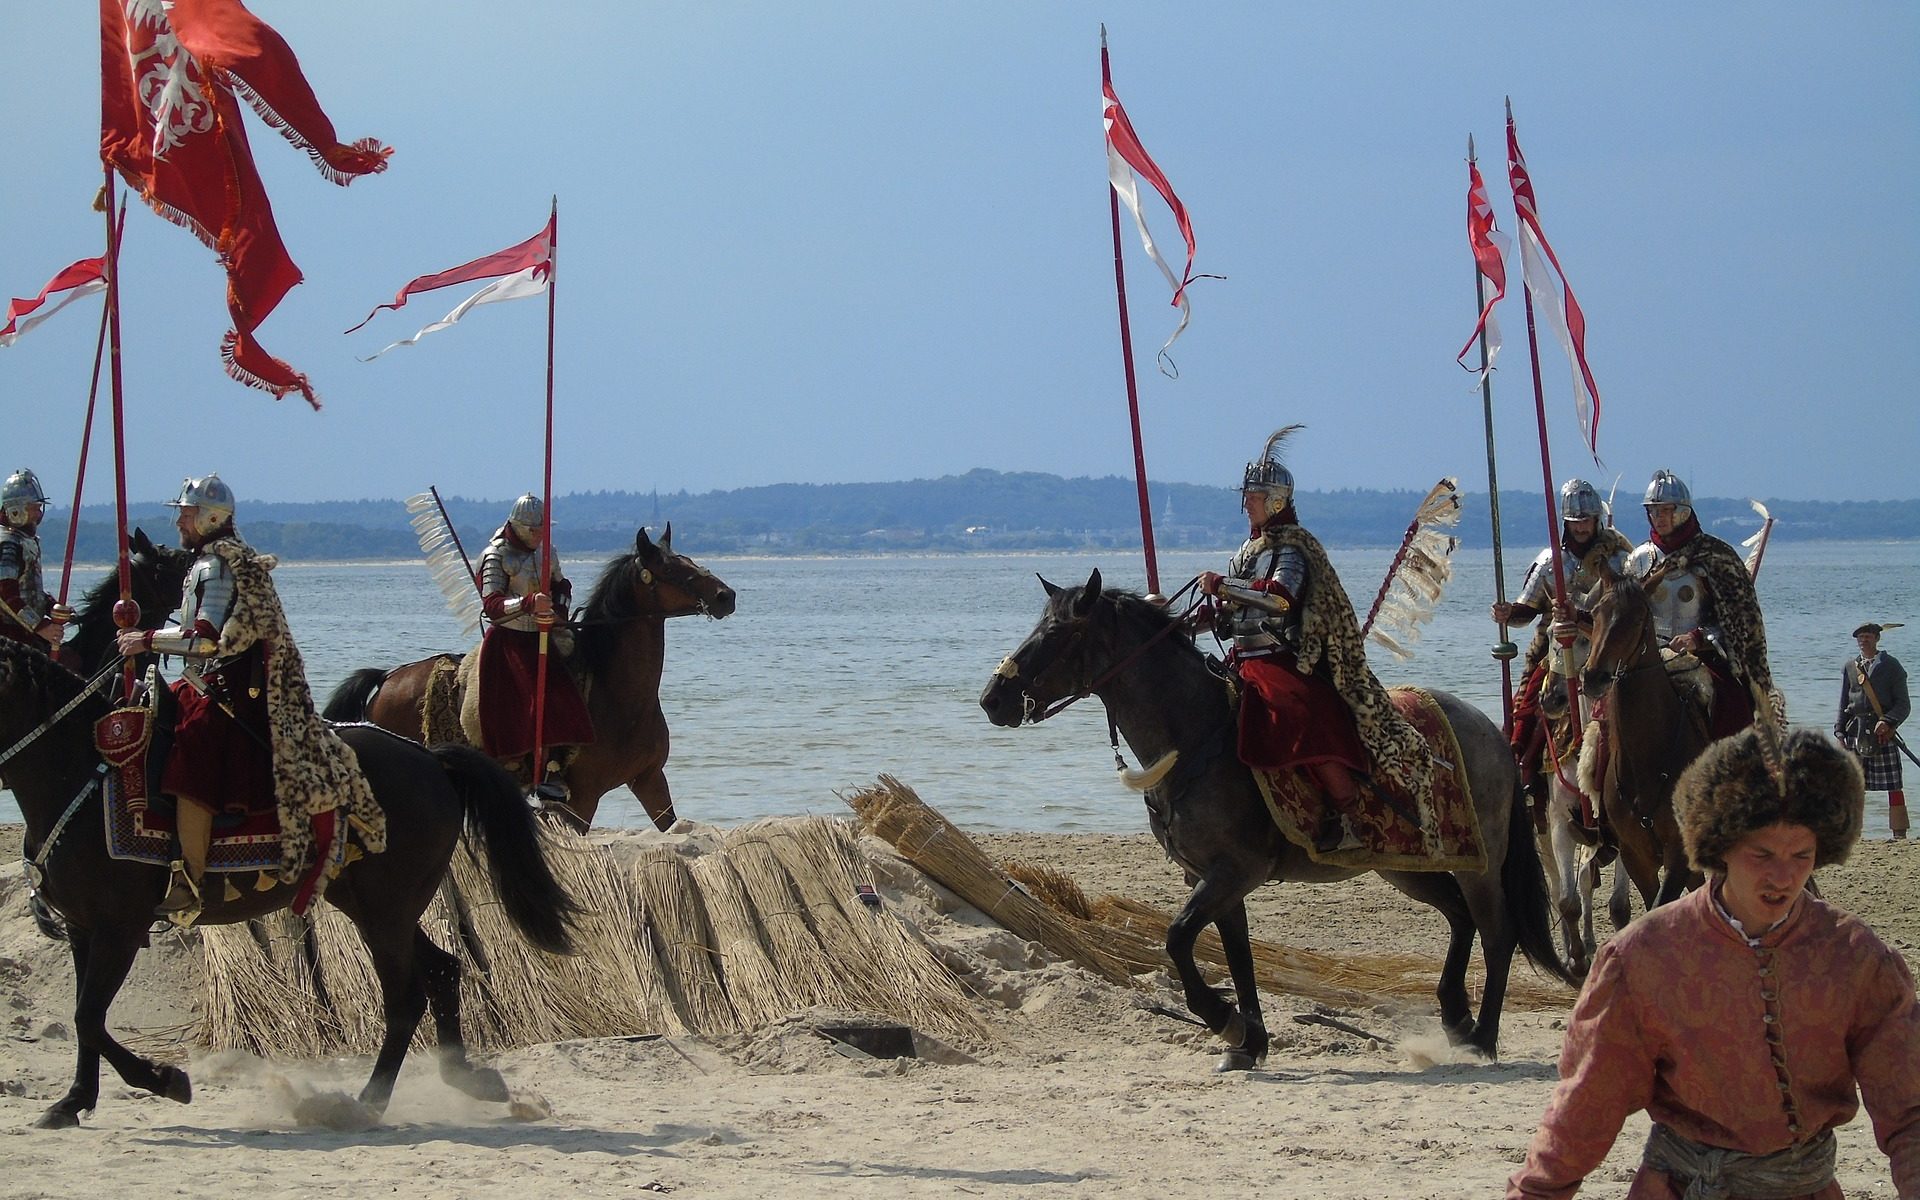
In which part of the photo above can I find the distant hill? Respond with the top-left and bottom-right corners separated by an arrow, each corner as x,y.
66,470 -> 1918,560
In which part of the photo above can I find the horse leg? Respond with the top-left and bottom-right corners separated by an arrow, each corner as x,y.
627,767 -> 676,833
1651,813 -> 1694,908
416,930 -> 508,1102
1210,901 -> 1269,1071
1382,872 -> 1477,1044
336,907 -> 427,1116
39,926 -> 189,1128
1547,793 -> 1590,977
1165,868 -> 1261,1052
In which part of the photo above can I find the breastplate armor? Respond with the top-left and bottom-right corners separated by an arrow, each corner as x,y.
0,527 -> 46,624
175,552 -> 240,690
1520,543 -> 1626,674
481,536 -> 549,633
1224,536 -> 1305,654
1626,542 -> 1712,643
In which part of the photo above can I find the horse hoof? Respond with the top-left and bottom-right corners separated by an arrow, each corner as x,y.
450,1065 -> 510,1103
1220,1013 -> 1247,1048
158,1064 -> 192,1104
33,1107 -> 81,1130
1215,1049 -> 1261,1073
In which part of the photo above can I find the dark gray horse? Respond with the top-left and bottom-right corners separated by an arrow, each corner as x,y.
979,570 -> 1571,1064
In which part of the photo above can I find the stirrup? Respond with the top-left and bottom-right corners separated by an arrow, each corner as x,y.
155,860 -> 203,923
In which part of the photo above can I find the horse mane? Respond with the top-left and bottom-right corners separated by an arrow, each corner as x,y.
572,545 -> 651,679
0,639 -> 96,722
1093,587 -> 1206,666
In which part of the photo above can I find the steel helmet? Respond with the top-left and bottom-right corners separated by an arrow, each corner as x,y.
1,468 -> 48,526
1643,469 -> 1693,521
507,493 -> 544,541
1559,478 -> 1604,522
165,473 -> 236,539
1241,425 -> 1301,514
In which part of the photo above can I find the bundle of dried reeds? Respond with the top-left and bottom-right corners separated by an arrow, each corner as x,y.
685,853 -> 791,1028
786,817 -> 982,1038
721,825 -> 846,1010
844,775 -> 1133,985
630,845 -> 738,1036
301,905 -> 392,1052
200,919 -> 332,1057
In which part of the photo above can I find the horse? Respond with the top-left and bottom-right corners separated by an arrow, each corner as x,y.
57,528 -> 193,674
979,570 -> 1572,1065
0,640 -> 582,1128
1581,565 -> 1708,913
323,525 -> 736,830
1531,667 -> 1627,977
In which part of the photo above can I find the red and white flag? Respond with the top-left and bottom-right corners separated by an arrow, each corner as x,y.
100,0 -> 391,408
0,257 -> 106,347
1103,78 -> 1199,371
346,219 -> 553,358
1456,155 -> 1509,378
1506,112 -> 1602,460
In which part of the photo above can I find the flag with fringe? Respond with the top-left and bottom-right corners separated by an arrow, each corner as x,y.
0,257 -> 106,347
1362,478 -> 1463,661
1103,77 -> 1198,370
100,0 -> 391,407
1506,111 -> 1601,460
346,220 -> 553,358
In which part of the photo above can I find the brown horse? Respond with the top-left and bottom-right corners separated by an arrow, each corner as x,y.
323,525 -> 735,829
1581,565 -> 1708,917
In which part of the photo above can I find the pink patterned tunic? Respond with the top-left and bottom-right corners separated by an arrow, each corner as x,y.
1509,886 -> 1920,1199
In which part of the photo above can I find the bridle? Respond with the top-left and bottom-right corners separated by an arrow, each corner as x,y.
0,656 -> 122,771
1588,574 -> 1690,826
573,554 -> 726,625
994,578 -> 1201,727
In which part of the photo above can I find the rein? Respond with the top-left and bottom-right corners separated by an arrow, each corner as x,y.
0,656 -> 122,770
1598,611 -> 1690,826
998,578 -> 1201,726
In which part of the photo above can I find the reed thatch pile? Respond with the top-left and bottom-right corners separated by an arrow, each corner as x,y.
197,814 -> 980,1056
847,775 -> 1568,1013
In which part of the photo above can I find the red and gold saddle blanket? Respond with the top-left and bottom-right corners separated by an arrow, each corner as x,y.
1251,687 -> 1487,873
95,705 -> 282,875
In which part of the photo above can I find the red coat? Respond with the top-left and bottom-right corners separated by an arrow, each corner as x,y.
475,626 -> 594,760
1234,651 -> 1367,775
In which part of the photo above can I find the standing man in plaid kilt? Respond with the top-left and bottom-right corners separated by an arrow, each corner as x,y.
1839,622 -> 1910,839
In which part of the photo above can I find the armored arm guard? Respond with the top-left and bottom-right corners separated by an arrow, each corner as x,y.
148,553 -> 232,659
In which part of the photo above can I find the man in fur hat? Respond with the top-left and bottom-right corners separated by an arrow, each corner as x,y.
1510,728 -> 1920,1198
1838,622 -> 1909,839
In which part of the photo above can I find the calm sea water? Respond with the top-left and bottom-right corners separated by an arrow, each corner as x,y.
6,541 -> 1914,836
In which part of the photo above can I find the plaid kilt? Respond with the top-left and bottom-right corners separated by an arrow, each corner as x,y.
1856,739 -> 1904,791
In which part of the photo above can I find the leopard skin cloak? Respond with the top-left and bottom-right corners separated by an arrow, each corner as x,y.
204,537 -> 386,893
1262,523 -> 1434,803
1651,529 -> 1779,713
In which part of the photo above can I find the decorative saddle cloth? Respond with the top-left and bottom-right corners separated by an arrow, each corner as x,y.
95,703 -> 283,876
1250,687 -> 1486,873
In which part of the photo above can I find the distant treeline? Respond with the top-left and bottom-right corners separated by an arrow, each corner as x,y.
64,469 -> 1918,561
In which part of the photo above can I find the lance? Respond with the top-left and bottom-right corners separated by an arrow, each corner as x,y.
1469,134 -> 1518,731
530,196 -> 558,797
100,167 -> 139,698
1100,25 -> 1161,598
1507,100 -> 1582,733
53,199 -> 128,635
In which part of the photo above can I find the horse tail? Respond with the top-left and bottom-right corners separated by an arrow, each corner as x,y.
321,667 -> 388,722
1501,780 -> 1580,988
432,743 -> 582,956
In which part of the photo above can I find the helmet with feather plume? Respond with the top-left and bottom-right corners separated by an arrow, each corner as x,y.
1242,425 -> 1301,513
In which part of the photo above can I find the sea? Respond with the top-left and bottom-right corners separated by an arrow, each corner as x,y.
5,541 -> 1915,837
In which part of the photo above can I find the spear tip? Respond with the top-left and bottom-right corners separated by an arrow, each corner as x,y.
1468,132 -> 1477,161
1100,22 -> 1107,47
1505,96 -> 1513,120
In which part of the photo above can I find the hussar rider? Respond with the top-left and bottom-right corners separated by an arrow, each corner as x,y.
116,474 -> 381,921
0,468 -> 65,651
1492,478 -> 1631,803
475,493 -> 594,801
1199,426 -> 1434,853
1625,470 -> 1779,738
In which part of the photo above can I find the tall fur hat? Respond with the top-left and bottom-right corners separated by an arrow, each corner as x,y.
1674,727 -> 1864,873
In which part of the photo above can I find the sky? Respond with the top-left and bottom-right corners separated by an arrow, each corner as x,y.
2,3 -> 1916,507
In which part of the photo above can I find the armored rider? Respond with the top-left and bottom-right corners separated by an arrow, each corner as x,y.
1491,478 -> 1632,801
0,468 -> 65,651
474,493 -> 594,799
115,475 -> 382,922
1625,469 -> 1778,738
1199,426 -> 1434,853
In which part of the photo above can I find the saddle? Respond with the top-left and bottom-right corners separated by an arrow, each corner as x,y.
93,674 -> 268,826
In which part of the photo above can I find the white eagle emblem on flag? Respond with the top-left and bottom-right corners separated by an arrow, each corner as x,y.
123,0 -> 215,159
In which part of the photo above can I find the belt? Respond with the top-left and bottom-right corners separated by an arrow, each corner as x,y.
1642,1123 -> 1836,1200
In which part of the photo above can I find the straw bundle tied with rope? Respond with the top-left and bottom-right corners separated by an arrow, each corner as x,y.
843,776 -> 1134,985
722,824 -> 850,1010
686,852 -> 792,1028
631,845 -> 738,1036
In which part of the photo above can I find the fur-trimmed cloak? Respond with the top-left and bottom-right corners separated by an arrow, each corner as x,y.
1260,523 -> 1434,804
1647,529 -> 1777,704
204,537 -> 386,893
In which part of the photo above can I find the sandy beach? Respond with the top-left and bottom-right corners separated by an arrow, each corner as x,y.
1,819 -> 1914,1199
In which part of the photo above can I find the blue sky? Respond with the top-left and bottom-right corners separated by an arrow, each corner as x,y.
3,3 -> 1915,505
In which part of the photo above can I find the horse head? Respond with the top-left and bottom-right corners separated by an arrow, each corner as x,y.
65,527 -> 194,672
628,524 -> 736,619
979,568 -> 1115,727
1582,568 -> 1658,700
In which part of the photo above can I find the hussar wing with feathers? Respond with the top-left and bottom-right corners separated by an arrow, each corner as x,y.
1364,477 -> 1463,661
1740,499 -> 1774,575
406,492 -> 483,641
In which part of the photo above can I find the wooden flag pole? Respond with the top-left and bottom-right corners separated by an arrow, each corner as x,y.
54,200 -> 127,626
1101,25 -> 1161,598
101,167 -> 138,698
531,197 -> 558,795
1469,135 -> 1518,732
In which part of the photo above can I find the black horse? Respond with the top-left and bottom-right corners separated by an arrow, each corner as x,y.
3,635 -> 581,1126
979,570 -> 1571,1063
58,528 -> 193,674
